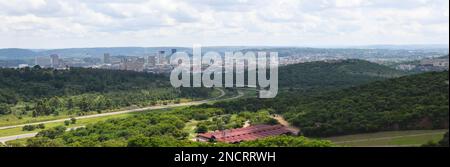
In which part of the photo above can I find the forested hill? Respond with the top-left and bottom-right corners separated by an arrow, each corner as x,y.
287,71 -> 449,137
0,67 -> 213,117
213,71 -> 448,137
278,59 -> 406,91
0,67 -> 171,103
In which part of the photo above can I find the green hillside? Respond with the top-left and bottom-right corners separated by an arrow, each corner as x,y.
0,67 -> 213,118
289,71 -> 449,137
212,63 -> 448,137
279,59 -> 406,91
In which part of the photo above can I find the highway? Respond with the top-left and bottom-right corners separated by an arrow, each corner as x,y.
0,89 -> 244,144
0,126 -> 84,144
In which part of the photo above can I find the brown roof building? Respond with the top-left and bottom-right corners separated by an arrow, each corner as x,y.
196,124 -> 294,143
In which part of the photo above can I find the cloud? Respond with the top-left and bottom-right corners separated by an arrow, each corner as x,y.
0,0 -> 448,48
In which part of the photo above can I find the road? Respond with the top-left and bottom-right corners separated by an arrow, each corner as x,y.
0,89 -> 244,144
271,114 -> 300,135
0,126 -> 84,144
0,88 -> 226,131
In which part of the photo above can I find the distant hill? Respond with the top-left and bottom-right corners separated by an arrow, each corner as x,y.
0,47 -> 257,60
0,47 -> 193,60
357,44 -> 449,50
279,59 -> 407,91
1,46 -> 448,61
38,47 -> 192,58
0,48 -> 38,60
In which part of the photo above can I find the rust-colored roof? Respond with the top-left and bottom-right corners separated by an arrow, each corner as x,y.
197,124 -> 292,143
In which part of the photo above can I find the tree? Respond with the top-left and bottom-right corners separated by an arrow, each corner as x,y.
70,117 -> 77,124
438,132 -> 449,147
64,120 -> 71,126
22,125 -> 36,131
36,126 -> 66,139
0,104 -> 11,115
67,98 -> 74,109
195,124 -> 208,133
37,124 -> 45,129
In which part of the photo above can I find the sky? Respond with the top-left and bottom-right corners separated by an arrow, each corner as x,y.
0,0 -> 449,49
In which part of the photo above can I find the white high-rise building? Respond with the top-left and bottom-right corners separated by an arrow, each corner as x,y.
104,53 -> 111,64
158,51 -> 166,64
50,54 -> 60,68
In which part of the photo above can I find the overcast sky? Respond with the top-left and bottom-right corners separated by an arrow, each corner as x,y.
0,0 -> 448,48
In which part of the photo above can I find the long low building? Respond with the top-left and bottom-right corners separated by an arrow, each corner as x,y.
196,124 -> 294,143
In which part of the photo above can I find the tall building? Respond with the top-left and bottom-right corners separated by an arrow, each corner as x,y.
148,55 -> 156,66
158,51 -> 166,64
35,56 -> 51,67
50,54 -> 60,68
119,57 -> 145,72
104,53 -> 111,64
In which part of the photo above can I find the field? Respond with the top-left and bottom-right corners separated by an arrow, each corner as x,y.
324,129 -> 448,147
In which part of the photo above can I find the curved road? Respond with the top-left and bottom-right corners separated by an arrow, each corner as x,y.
0,89 -> 244,144
0,88 -> 229,130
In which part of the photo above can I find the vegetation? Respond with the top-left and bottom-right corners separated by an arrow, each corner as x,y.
19,106 -> 329,147
212,71 -> 448,137
422,132 -> 449,147
289,72 -> 448,137
3,59 -> 447,147
278,59 -> 406,91
0,67 -> 214,120
325,129 -> 448,147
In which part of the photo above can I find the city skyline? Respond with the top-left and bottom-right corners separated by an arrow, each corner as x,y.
0,0 -> 448,48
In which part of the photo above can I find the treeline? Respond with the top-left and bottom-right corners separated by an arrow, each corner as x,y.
0,67 -> 214,116
0,67 -> 169,103
30,89 -> 179,117
211,71 -> 449,137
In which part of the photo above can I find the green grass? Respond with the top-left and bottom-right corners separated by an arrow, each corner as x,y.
183,120 -> 200,140
324,129 -> 448,147
0,112 -> 137,137
4,138 -> 27,147
0,98 -> 195,127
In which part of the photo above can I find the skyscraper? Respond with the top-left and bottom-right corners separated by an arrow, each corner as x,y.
104,53 -> 111,64
158,51 -> 166,64
148,55 -> 156,66
50,54 -> 59,68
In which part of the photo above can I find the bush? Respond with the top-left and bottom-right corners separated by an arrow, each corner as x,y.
195,124 -> 208,133
36,126 -> 67,139
64,120 -> 71,126
70,118 -> 77,124
0,104 -> 11,115
37,124 -> 45,129
22,125 -> 36,131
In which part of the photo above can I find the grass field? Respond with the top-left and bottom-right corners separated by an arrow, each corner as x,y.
324,129 -> 448,147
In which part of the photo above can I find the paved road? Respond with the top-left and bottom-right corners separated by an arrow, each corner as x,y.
0,89 -> 244,144
0,126 -> 84,144
0,88 -> 227,131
